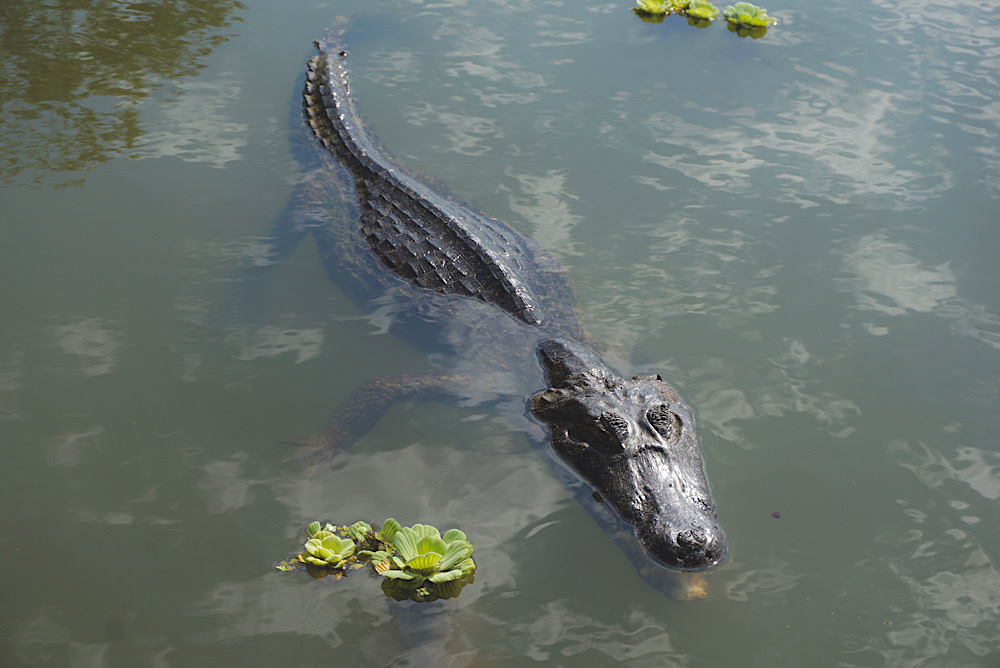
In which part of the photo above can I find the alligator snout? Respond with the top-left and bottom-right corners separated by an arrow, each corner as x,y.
677,528 -> 706,549
641,520 -> 727,571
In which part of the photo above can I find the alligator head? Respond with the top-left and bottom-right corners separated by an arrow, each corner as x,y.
529,339 -> 726,571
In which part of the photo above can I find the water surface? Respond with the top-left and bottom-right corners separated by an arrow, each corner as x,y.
2,0 -> 1000,665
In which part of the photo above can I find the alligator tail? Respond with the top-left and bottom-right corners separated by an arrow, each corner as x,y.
303,24 -> 389,175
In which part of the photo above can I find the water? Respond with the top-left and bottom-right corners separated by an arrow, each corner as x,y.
2,0 -> 999,665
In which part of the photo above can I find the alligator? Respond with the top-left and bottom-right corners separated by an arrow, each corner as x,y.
279,24 -> 726,572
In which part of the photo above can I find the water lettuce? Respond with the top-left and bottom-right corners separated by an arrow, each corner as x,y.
302,531 -> 355,568
635,0 -> 671,15
634,0 -> 671,21
687,0 -> 719,19
723,2 -> 772,26
632,0 -> 774,36
280,518 -> 476,603
378,524 -> 476,602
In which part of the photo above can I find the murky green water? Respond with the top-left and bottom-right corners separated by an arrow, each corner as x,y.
3,0 -> 1000,665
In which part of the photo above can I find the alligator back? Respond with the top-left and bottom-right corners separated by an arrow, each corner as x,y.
303,26 -> 579,331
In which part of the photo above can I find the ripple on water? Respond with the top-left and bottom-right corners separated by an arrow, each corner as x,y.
866,439 -> 1000,663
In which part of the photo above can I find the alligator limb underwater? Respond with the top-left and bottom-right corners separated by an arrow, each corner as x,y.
275,23 -> 726,573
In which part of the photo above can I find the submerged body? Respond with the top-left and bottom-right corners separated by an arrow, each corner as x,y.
294,24 -> 726,572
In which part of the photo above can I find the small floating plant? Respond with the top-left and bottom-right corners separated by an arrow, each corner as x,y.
723,2 -> 772,26
276,518 -> 476,603
633,0 -> 672,22
632,0 -> 776,38
686,0 -> 720,26
375,520 -> 477,602
723,2 -> 775,38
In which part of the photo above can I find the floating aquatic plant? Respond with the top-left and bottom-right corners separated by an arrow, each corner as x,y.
634,0 -> 671,14
630,0 -> 775,37
379,524 -> 476,602
723,2 -> 772,26
634,0 -> 671,22
301,522 -> 356,569
286,520 -> 387,578
685,0 -> 719,26
279,518 -> 476,603
686,0 -> 719,20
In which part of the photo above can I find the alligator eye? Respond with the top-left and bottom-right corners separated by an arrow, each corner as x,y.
598,412 -> 629,446
567,411 -> 628,454
647,405 -> 681,441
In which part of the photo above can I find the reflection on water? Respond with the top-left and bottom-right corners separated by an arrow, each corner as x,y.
0,0 -> 244,183
845,233 -> 957,315
12,608 -> 102,666
197,454 -> 258,514
638,77 -> 950,210
402,102 -> 502,157
843,232 -> 1000,350
870,0 -> 1000,199
508,600 -> 688,663
51,317 -> 122,377
892,440 -> 1000,504
44,425 -> 105,467
505,168 -> 583,256
132,79 -> 248,167
229,326 -> 325,364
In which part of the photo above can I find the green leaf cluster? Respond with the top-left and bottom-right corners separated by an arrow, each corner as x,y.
635,0 -> 672,14
377,523 -> 476,602
632,0 -> 774,37
687,0 -> 720,19
302,530 -> 356,568
283,519 -> 476,603
287,520 -> 383,577
633,0 -> 671,21
634,0 -> 721,24
723,2 -> 772,26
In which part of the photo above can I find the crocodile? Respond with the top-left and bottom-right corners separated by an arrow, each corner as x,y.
282,24 -> 726,572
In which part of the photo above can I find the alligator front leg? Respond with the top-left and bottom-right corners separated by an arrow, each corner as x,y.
286,371 -> 468,469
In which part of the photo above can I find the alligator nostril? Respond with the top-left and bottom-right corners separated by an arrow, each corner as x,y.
676,528 -> 707,550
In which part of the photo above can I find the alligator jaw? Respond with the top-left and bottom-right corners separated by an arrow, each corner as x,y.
530,339 -> 726,571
